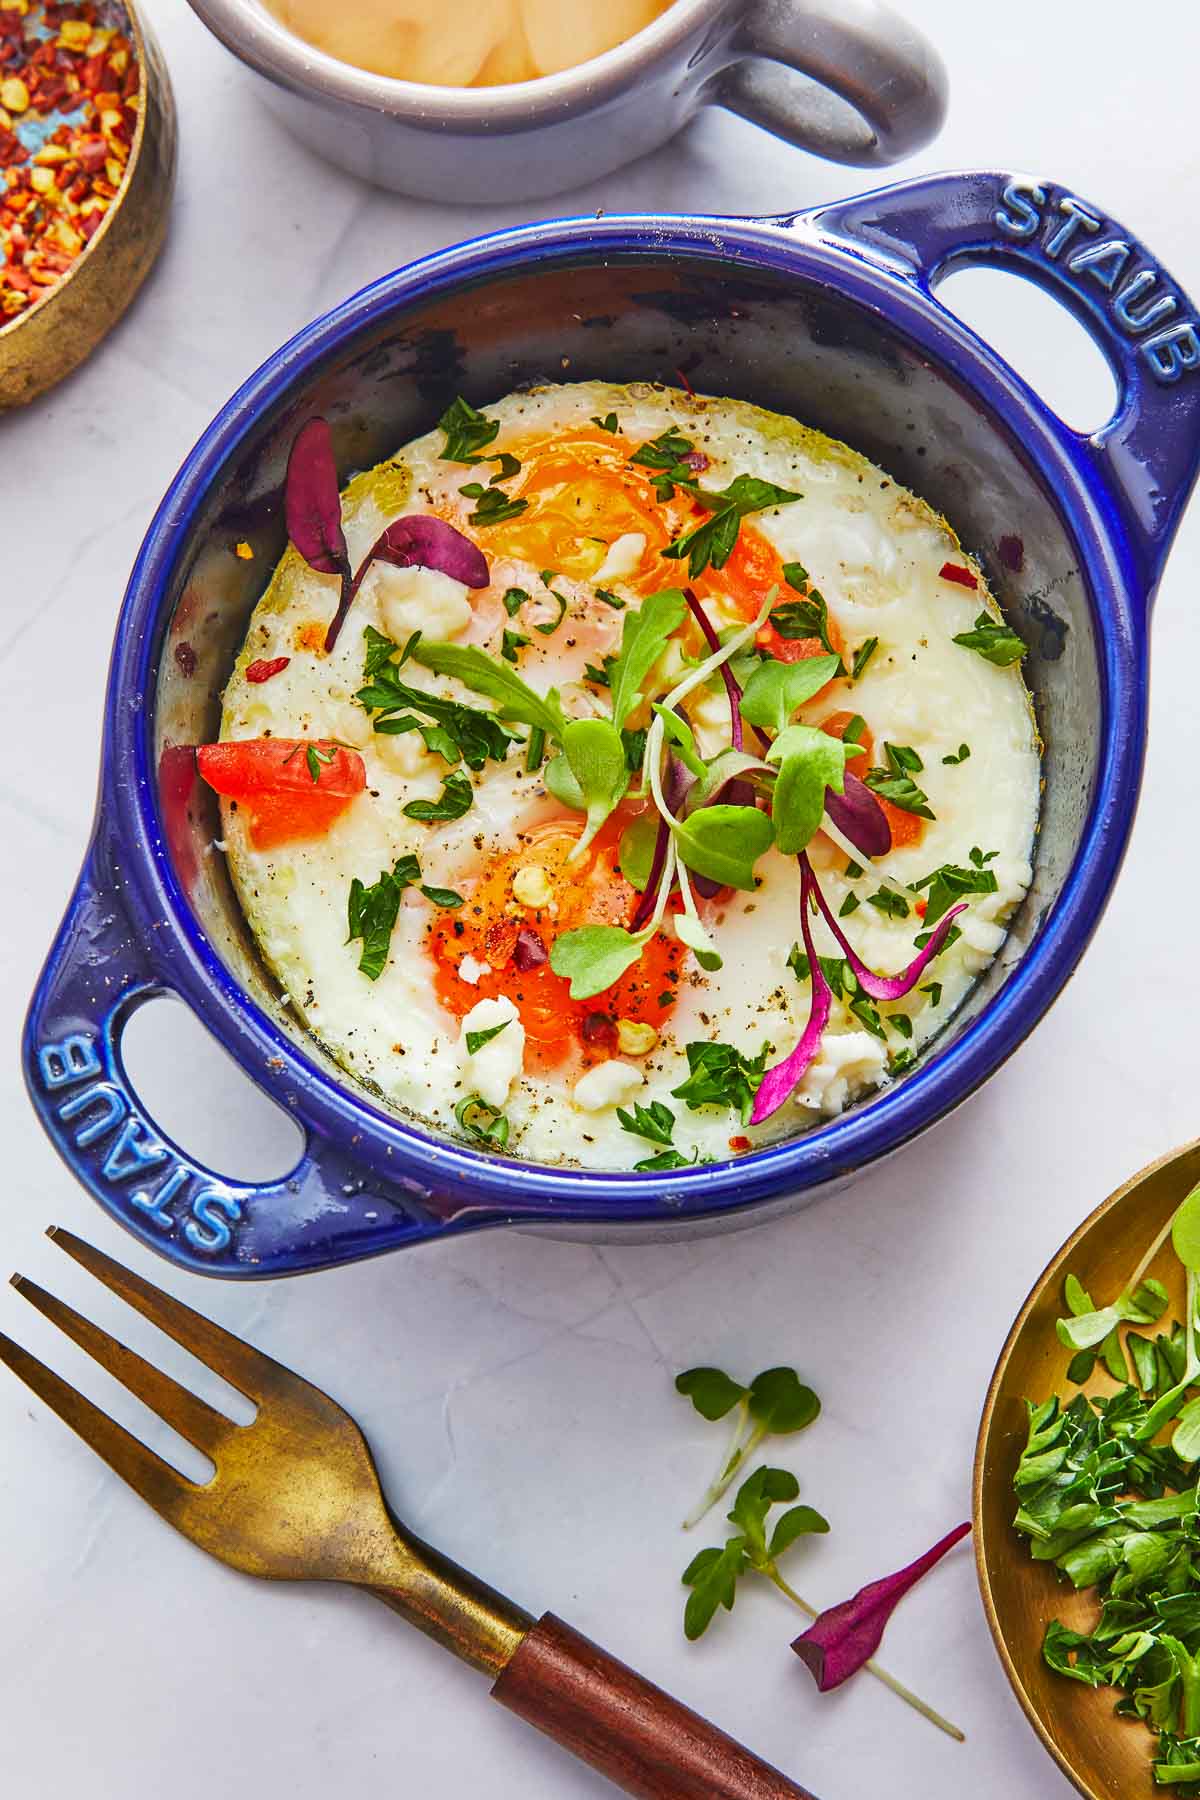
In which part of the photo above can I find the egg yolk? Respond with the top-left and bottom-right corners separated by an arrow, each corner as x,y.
428,813 -> 686,1067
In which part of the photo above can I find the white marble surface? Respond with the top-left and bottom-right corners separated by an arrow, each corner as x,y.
4,3 -> 1200,1795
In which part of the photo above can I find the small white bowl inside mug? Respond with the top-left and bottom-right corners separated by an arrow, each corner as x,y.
183,0 -> 948,203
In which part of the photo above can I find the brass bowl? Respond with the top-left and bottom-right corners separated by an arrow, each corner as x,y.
973,1137 -> 1200,1800
0,0 -> 177,411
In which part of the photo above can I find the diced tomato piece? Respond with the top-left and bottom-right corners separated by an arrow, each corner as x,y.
197,739 -> 365,850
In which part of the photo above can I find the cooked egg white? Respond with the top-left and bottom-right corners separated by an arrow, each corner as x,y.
217,382 -> 1039,1169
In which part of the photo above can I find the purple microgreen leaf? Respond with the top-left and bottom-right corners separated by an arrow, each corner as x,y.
664,752 -> 696,816
805,864 -> 967,1001
326,515 -> 492,654
684,585 -> 743,751
285,418 -> 350,581
367,515 -> 490,590
791,1523 -> 971,1692
750,859 -> 832,1125
823,770 -> 892,860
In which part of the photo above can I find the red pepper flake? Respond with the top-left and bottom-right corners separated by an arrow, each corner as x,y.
914,897 -> 927,919
0,5 -> 141,322
174,641 -> 197,678
674,365 -> 696,398
938,561 -> 978,590
245,655 -> 291,684
728,1134 -> 751,1153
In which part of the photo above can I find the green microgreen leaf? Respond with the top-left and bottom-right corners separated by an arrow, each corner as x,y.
561,717 -> 630,855
766,723 -> 857,856
419,885 -> 464,909
681,1539 -> 747,1640
618,814 -> 660,891
672,804 -> 775,892
607,587 -> 689,731
652,703 -> 706,778
739,655 -> 841,734
548,924 -> 651,1000
674,911 -> 723,973
676,1367 -> 749,1421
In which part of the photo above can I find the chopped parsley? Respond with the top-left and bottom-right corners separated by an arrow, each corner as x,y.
865,886 -> 910,921
454,1094 -> 509,1149
595,587 -> 626,610
437,395 -> 499,463
525,726 -> 546,774
501,628 -> 530,664
630,426 -> 699,501
533,589 -> 568,636
635,1148 -> 698,1172
347,853 -> 420,980
465,1019 -> 510,1056
920,981 -> 943,1007
591,412 -> 620,434
850,638 -> 879,681
838,892 -> 860,917
912,849 -> 999,925
943,743 -> 971,764
768,580 -> 842,667
357,628 -> 521,769
616,1099 -> 676,1148
402,770 -> 474,822
952,611 -> 1027,667
671,1040 -> 769,1125
864,743 -> 935,819
503,586 -> 529,617
663,475 -> 800,580
459,482 -> 527,527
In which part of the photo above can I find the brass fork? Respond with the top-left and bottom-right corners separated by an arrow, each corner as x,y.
4,1229 -> 818,1800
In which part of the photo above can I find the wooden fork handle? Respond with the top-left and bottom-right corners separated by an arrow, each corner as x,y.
491,1613 -> 819,1800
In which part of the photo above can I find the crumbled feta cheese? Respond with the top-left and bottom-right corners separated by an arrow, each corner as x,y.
374,729 -> 436,777
363,562 -> 473,641
574,1060 -> 645,1112
458,955 -> 492,987
593,532 -> 645,582
793,1030 -> 888,1115
459,996 -> 524,1107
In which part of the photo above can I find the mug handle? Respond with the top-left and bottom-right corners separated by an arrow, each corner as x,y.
714,0 -> 948,167
23,830 -> 455,1279
805,170 -> 1200,598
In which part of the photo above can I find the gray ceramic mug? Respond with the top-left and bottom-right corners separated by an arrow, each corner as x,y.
183,0 -> 948,203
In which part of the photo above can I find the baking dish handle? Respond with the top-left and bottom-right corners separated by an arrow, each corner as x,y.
805,170 -> 1200,599
23,832 -> 457,1279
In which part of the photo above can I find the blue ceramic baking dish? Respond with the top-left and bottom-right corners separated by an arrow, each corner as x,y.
24,170 -> 1200,1279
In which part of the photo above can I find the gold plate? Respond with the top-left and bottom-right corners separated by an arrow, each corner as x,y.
973,1136 -> 1200,1800
0,1 -> 177,410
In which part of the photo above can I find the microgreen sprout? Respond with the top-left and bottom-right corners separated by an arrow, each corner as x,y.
675,1364 -> 820,1529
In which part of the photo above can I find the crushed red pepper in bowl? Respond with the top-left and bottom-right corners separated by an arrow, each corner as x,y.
0,1 -> 141,321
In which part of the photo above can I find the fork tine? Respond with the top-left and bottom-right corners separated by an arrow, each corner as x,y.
11,1275 -> 234,1457
47,1227 -> 285,1405
0,1325 -> 191,1510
